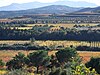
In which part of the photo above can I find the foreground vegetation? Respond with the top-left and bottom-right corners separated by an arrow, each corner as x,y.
0,47 -> 100,75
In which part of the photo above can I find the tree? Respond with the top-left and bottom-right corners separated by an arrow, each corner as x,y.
86,57 -> 100,74
0,59 -> 5,68
6,52 -> 27,70
28,51 -> 50,73
30,38 -> 36,44
56,47 -> 77,65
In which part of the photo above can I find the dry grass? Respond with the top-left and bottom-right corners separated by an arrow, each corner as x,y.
78,51 -> 100,63
36,40 -> 91,47
0,40 -> 29,45
11,27 -> 33,30
0,50 -> 34,62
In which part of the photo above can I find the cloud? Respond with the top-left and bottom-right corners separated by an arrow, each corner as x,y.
71,0 -> 100,5
0,0 -> 60,7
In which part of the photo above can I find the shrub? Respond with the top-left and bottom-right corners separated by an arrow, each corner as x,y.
6,52 -> 27,70
4,69 -> 31,75
0,60 -> 5,67
73,64 -> 98,75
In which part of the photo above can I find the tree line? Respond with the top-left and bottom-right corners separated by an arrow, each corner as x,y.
1,26 -> 100,41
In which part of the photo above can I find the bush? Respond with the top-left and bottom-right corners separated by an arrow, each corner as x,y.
4,69 -> 31,75
73,64 -> 98,75
6,52 -> 27,70
0,59 -> 5,67
56,47 -> 77,65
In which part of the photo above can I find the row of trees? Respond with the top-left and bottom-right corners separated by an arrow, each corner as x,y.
0,43 -> 50,50
1,26 -> 100,41
76,46 -> 100,51
0,47 -> 98,75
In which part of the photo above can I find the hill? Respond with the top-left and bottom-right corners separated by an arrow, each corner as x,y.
0,1 -> 97,11
0,5 -> 82,18
77,6 -> 100,13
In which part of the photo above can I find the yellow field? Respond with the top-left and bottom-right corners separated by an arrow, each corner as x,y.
10,27 -> 33,30
9,23 -> 99,30
0,40 -> 100,47
26,23 -> 98,27
0,40 -> 29,45
36,40 -> 91,47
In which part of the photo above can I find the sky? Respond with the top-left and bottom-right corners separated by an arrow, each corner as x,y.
0,0 -> 99,7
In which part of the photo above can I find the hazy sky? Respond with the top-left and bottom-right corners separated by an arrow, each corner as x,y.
0,0 -> 99,7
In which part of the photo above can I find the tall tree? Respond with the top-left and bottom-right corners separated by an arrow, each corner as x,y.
28,51 -> 50,73
6,52 -> 27,70
56,47 -> 77,65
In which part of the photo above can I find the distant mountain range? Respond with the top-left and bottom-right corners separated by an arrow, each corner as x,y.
0,5 -> 83,18
0,1 -> 97,11
27,5 -> 82,14
77,6 -> 100,13
0,5 -> 100,18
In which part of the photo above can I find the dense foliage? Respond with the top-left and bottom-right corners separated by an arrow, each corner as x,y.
76,46 -> 100,51
0,43 -> 50,50
0,26 -> 100,41
5,47 -> 99,75
0,60 -> 5,67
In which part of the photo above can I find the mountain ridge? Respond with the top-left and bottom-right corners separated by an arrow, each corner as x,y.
0,5 -> 83,18
0,1 -> 97,11
77,6 -> 100,13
